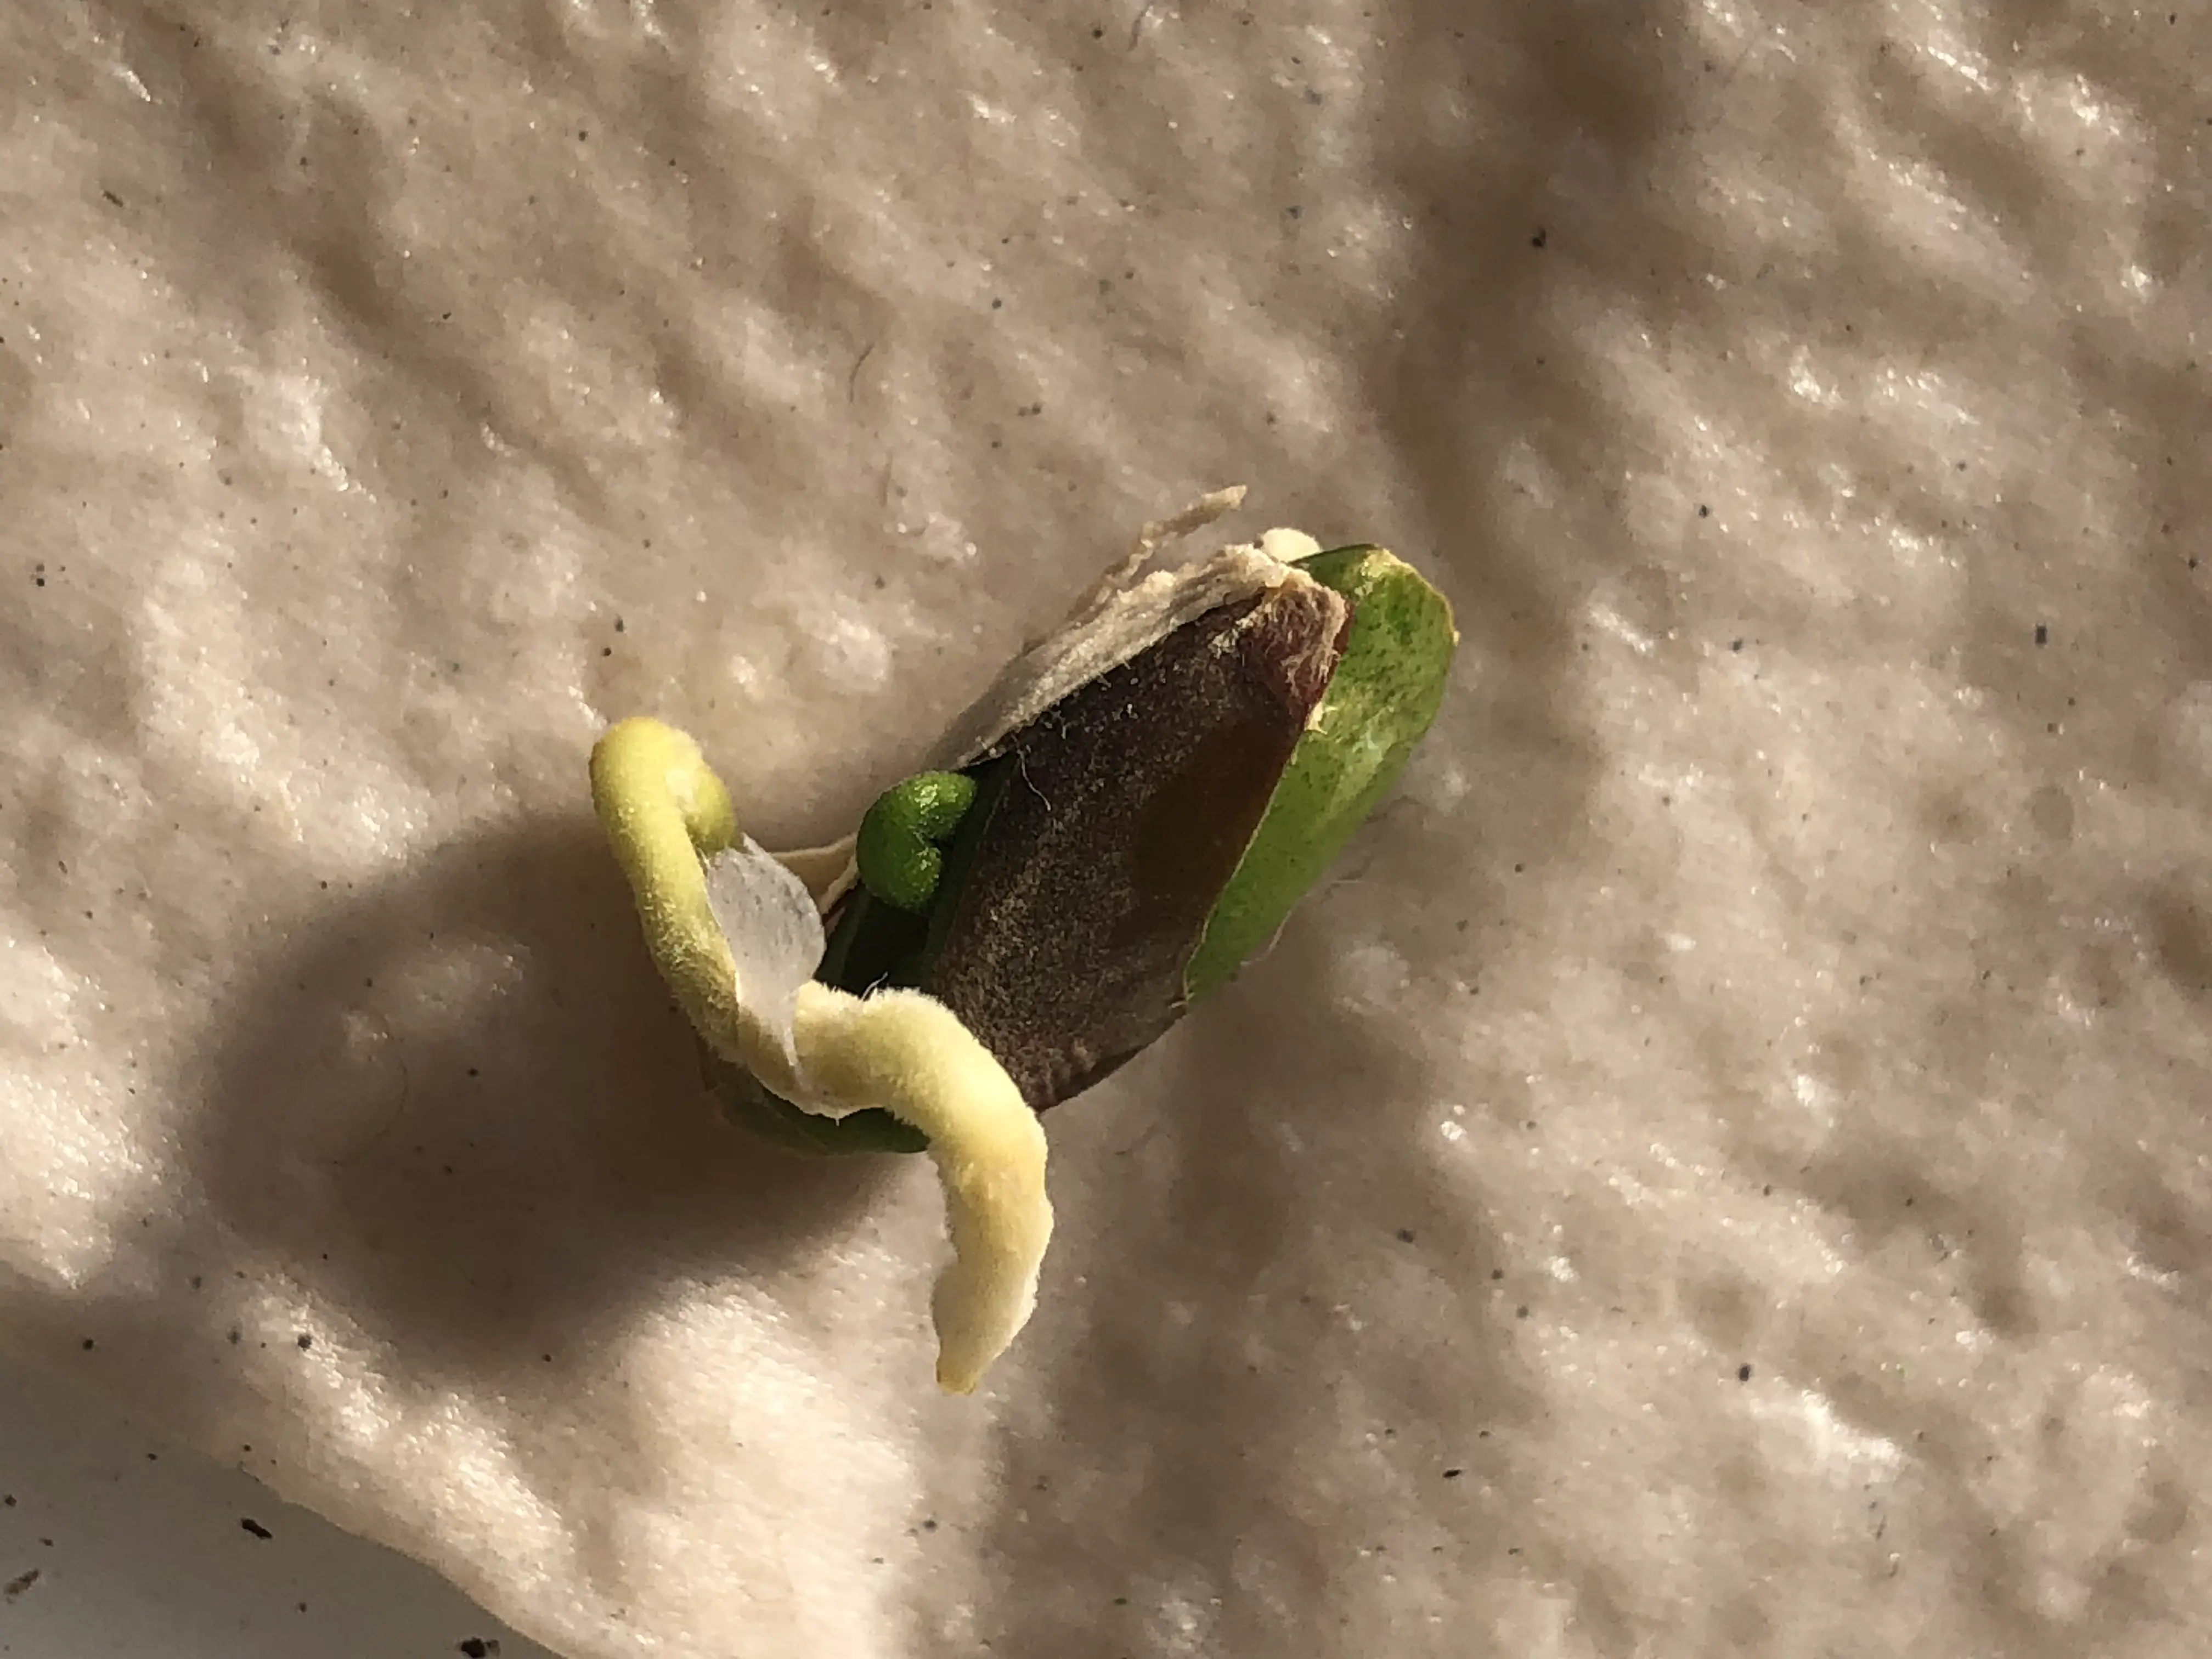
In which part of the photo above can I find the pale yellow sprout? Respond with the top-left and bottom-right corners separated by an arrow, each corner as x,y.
792,984 -> 1049,1393
589,716 -> 1052,1393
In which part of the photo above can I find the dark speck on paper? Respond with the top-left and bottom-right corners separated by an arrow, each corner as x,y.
4,1568 -> 40,1600
1396,1227 -> 1416,1243
240,1518 -> 273,1539
1442,1467 -> 1464,1480
458,1639 -> 501,1657
1531,227 -> 1548,249
296,1334 -> 313,1351
2034,624 -> 2049,645
1739,1363 -> 1753,1382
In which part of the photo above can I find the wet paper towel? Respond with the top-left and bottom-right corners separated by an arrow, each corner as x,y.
3,2 -> 2210,1655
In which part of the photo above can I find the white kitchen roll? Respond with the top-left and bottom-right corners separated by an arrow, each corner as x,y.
3,2 -> 2209,1655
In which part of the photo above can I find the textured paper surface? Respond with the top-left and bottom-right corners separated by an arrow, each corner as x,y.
5,2 -> 2211,1655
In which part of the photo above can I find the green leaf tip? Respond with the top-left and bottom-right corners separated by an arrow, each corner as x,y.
857,771 -> 978,912
1184,545 -> 1458,1000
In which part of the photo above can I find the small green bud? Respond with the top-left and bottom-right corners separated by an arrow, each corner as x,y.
856,771 -> 978,912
